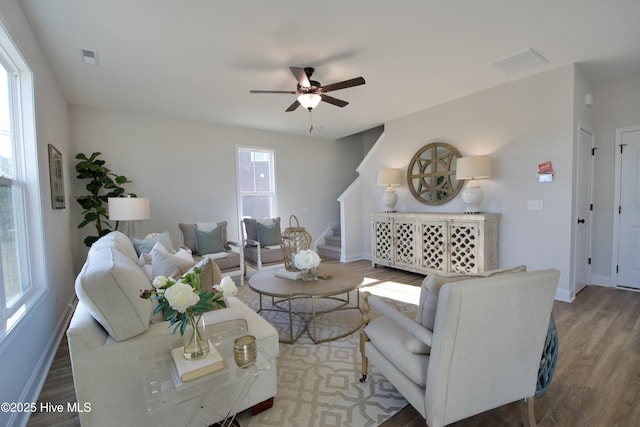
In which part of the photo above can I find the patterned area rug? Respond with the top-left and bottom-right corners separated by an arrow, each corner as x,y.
233,280 -> 419,427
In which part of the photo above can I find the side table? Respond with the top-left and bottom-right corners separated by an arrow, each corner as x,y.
139,325 -> 275,426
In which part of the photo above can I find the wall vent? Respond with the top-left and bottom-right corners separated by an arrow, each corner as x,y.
80,48 -> 99,65
492,48 -> 548,75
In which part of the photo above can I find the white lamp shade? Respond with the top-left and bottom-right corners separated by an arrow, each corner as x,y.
377,168 -> 402,186
108,197 -> 150,221
456,156 -> 492,180
297,93 -> 322,110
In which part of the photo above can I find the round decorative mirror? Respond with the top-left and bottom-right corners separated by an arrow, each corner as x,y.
407,142 -> 464,205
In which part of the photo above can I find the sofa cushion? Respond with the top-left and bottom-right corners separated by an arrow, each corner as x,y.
132,231 -> 174,255
75,246 -> 153,341
203,250 -> 241,273
195,227 -> 226,254
406,265 -> 528,354
366,315 -> 429,388
244,245 -> 284,265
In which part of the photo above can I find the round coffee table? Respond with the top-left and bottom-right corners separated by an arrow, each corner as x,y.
248,264 -> 364,343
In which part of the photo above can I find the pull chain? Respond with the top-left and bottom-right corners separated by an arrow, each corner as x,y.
309,109 -> 314,133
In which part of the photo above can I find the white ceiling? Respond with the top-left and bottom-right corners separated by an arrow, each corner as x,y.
18,0 -> 640,140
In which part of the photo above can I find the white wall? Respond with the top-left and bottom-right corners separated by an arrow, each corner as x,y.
592,74 -> 640,285
357,65 -> 577,301
0,1 -> 75,426
69,105 -> 363,268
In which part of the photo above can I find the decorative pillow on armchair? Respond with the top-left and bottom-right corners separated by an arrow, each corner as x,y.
406,265 -> 528,354
243,217 -> 281,247
257,222 -> 281,247
195,227 -> 226,254
179,221 -> 230,254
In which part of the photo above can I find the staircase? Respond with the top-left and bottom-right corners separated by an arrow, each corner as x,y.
317,224 -> 341,260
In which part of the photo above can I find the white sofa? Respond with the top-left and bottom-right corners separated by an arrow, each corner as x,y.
68,231 -> 279,426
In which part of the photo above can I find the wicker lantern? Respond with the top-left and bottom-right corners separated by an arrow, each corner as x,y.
280,215 -> 312,271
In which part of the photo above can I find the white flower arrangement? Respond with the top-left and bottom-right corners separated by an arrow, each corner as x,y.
140,270 -> 236,335
293,249 -> 321,270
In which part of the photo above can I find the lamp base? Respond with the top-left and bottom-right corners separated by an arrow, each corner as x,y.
382,187 -> 398,213
461,180 -> 483,214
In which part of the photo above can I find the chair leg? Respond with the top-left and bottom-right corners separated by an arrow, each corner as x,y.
359,291 -> 372,383
520,397 -> 537,427
359,330 -> 369,382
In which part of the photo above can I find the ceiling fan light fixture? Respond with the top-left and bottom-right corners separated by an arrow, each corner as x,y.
298,93 -> 321,110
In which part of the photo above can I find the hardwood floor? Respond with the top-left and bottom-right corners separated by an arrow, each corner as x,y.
28,261 -> 640,426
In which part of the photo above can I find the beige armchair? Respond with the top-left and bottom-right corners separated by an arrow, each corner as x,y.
241,217 -> 284,273
360,268 -> 559,427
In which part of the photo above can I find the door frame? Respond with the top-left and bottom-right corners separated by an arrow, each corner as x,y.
611,125 -> 640,287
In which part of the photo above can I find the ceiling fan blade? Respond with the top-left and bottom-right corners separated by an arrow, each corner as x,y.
320,94 -> 348,108
321,77 -> 366,92
290,67 -> 311,88
250,90 -> 298,94
320,77 -> 366,93
285,100 -> 300,112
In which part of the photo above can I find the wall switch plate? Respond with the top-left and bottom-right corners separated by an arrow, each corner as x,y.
527,200 -> 543,210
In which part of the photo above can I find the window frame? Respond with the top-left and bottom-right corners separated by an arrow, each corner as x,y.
235,145 -> 278,222
0,21 -> 45,338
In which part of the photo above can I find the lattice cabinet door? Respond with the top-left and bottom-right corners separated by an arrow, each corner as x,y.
418,220 -> 448,272
393,219 -> 416,268
372,218 -> 393,266
449,221 -> 481,273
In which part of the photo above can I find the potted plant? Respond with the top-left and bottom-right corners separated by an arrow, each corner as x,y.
75,152 -> 131,247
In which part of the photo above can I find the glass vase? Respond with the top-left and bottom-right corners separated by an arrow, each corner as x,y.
183,314 -> 209,360
300,267 -> 319,281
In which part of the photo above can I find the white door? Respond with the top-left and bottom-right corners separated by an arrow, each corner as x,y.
615,127 -> 640,288
573,124 -> 594,295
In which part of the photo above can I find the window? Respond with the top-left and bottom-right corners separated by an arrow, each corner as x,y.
236,146 -> 277,219
0,23 -> 39,329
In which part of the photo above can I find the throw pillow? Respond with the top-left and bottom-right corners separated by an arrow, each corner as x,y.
243,217 -> 281,245
132,231 -> 174,255
197,222 -> 231,251
151,249 -> 182,279
257,222 -> 281,247
195,227 -> 225,255
180,221 -> 231,254
183,256 -> 222,289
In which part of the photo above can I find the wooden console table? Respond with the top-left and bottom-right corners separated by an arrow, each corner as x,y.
371,212 -> 500,275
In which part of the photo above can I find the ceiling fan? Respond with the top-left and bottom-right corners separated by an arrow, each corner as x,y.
250,66 -> 366,112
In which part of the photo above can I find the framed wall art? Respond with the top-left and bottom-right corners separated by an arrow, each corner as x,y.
48,144 -> 65,209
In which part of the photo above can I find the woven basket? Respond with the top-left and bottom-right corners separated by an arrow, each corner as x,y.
281,215 -> 312,271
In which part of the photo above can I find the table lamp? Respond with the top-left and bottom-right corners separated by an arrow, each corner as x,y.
455,156 -> 491,214
377,168 -> 402,212
108,196 -> 150,239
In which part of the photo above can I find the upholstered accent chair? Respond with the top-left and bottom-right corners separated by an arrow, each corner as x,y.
360,268 -> 560,427
241,217 -> 285,274
179,221 -> 243,277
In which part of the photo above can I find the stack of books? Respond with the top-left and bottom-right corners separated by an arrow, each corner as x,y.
275,269 -> 301,280
171,340 -> 224,383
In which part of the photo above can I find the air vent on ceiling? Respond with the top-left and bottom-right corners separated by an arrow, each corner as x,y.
80,48 -> 99,65
492,48 -> 548,75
